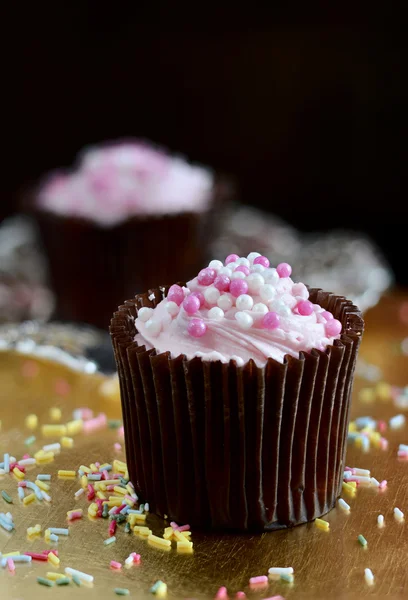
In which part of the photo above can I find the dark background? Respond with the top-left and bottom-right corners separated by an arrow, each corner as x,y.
3,7 -> 407,283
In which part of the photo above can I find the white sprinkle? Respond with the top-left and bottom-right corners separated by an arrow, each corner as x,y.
350,475 -> 371,486
165,301 -> 180,317
145,318 -> 162,337
394,507 -> 404,521
18,487 -> 24,501
268,567 -> 294,579
343,471 -> 352,479
125,555 -> 134,566
41,491 -> 51,502
138,307 -> 154,323
377,514 -> 384,527
364,568 -> 374,585
3,454 -> 10,474
235,294 -> 254,311
370,477 -> 380,487
235,311 -> 254,330
399,444 -> 408,452
75,488 -> 85,498
208,307 -> 225,321
338,498 -> 350,511
252,302 -> 269,315
43,443 -> 61,453
18,458 -> 36,466
208,259 -> 223,270
144,503 -> 149,512
65,567 -> 94,583
49,527 -> 69,535
204,287 -> 220,305
389,414 -> 405,429
353,468 -> 371,477
148,293 -> 155,301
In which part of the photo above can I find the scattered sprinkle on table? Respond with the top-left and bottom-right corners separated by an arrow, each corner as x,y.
338,498 -> 350,511
377,514 -> 385,527
364,568 -> 374,585
315,518 -> 330,531
1,490 -> 12,504
394,507 -> 404,521
358,534 -> 368,547
37,577 -> 54,587
114,589 -> 130,596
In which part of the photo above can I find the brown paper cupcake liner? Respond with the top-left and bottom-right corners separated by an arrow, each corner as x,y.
110,286 -> 364,531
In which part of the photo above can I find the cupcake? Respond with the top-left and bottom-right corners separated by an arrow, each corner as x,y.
30,140 -> 228,329
110,252 -> 364,531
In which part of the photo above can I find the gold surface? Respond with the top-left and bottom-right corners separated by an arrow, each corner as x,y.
1,291 -> 408,600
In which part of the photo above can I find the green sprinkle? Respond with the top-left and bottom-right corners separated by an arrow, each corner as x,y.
102,504 -> 109,518
124,522 -> 131,533
358,534 -> 368,547
280,573 -> 294,583
120,477 -> 129,486
72,575 -> 82,586
150,580 -> 165,594
25,435 -> 36,446
108,420 -> 122,429
104,535 -> 116,545
114,589 -> 130,596
37,577 -> 54,587
1,490 -> 12,504
111,514 -> 126,523
56,577 -> 71,586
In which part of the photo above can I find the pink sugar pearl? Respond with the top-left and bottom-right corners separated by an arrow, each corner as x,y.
197,268 -> 216,286
297,300 -> 314,316
322,310 -> 334,321
191,291 -> 205,307
235,265 -> 250,276
253,255 -> 270,268
225,254 -> 240,265
183,295 -> 201,315
325,319 -> 342,336
214,275 -> 231,292
262,311 -> 280,330
230,279 -> 248,298
276,262 -> 292,278
167,284 -> 184,306
188,318 -> 207,338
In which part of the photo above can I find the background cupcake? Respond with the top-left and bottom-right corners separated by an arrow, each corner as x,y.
29,140 -> 230,329
110,252 -> 364,531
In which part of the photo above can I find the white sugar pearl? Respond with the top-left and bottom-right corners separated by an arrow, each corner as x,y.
218,266 -> 232,277
227,261 -> 238,271
292,282 -> 309,299
231,271 -> 246,280
236,294 -> 254,311
269,300 -> 291,317
235,311 -> 254,329
252,302 -> 269,315
138,307 -> 154,322
204,286 -> 220,305
208,307 -> 225,321
165,301 -> 180,317
236,257 -> 250,267
251,264 -> 265,273
246,273 -> 265,294
263,268 -> 279,285
247,252 -> 261,263
217,293 -> 234,311
260,284 -> 277,302
208,259 -> 223,270
145,318 -> 162,336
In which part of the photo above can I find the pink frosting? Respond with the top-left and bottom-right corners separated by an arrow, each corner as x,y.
135,254 -> 342,366
37,141 -> 214,227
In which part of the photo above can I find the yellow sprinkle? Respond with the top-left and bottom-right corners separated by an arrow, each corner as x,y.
61,436 -> 74,449
177,541 -> 193,553
49,407 -> 62,421
359,388 -> 375,403
88,505 -> 97,517
44,529 -> 51,539
113,486 -> 127,496
113,460 -> 127,474
181,531 -> 191,538
108,497 -> 123,505
148,534 -> 171,548
155,582 -> 168,597
46,572 -> 66,581
79,465 -> 91,474
103,500 -> 123,508
81,475 -> 88,489
163,527 -> 174,540
355,437 -> 363,449
58,470 -> 76,478
25,414 -> 38,430
66,419 -> 83,436
134,526 -> 152,537
35,451 -> 55,464
131,513 -> 146,524
48,551 -> 60,566
315,518 -> 330,531
124,497 -> 135,506
342,482 -> 357,495
42,424 -> 67,437
376,381 -> 392,400
89,463 -> 98,472
172,529 -> 187,543
35,479 -> 50,491
23,492 -> 36,505
98,479 -> 117,486
348,421 -> 357,433
96,491 -> 106,500
3,551 -> 20,557
95,482 -> 106,491
13,466 -> 25,480
348,481 -> 357,489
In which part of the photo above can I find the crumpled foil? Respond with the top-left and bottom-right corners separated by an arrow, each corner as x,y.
212,204 -> 393,312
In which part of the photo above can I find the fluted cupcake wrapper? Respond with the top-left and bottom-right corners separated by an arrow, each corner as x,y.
110,287 -> 364,531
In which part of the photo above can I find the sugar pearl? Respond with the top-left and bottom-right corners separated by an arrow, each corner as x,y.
204,287 -> 220,305
208,307 -> 225,321
251,264 -> 265,273
231,271 -> 246,280
235,265 -> 250,276
145,319 -> 162,337
263,268 -> 279,286
236,257 -> 250,267
247,252 -> 261,263
166,301 -> 180,317
262,311 -> 280,330
208,259 -> 223,270
138,307 -> 154,322
252,302 -> 269,315
259,284 -> 276,302
167,284 -> 184,306
325,319 -> 342,336
225,254 -> 239,265
217,293 -> 234,311
235,311 -> 254,329
191,292 -> 205,307
183,295 -> 201,315
218,266 -> 232,277
236,294 -> 254,311
214,275 -> 231,292
292,282 -> 309,299
227,261 -> 238,271
277,262 -> 292,278
297,300 -> 314,316
246,273 -> 265,294
253,255 -> 270,268
197,268 -> 216,286
188,318 -> 207,338
322,310 -> 334,321
269,300 -> 291,317
230,279 -> 249,298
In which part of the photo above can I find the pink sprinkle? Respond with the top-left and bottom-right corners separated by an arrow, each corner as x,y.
263,597 -> 286,600
235,593 -> 247,599
7,558 -> 15,573
170,521 -> 179,529
398,451 -> 408,459
249,575 -> 268,586
22,454 -> 31,459
379,480 -> 387,489
118,426 -> 124,438
42,549 -> 58,556
131,552 -> 141,563
110,560 -> 122,570
80,408 -> 94,421
225,254 -> 239,265
378,420 -> 387,433
114,504 -> 127,515
176,524 -> 191,532
344,466 -> 353,472
114,443 -> 122,452
83,413 -> 108,433
253,255 -> 270,268
17,482 -> 27,487
276,262 -> 292,278
215,586 -> 228,599
102,469 -> 109,480
109,521 -> 117,537
67,510 -> 83,521
380,438 -> 389,450
87,484 -> 95,501
55,378 -> 71,396
107,485 -> 115,491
